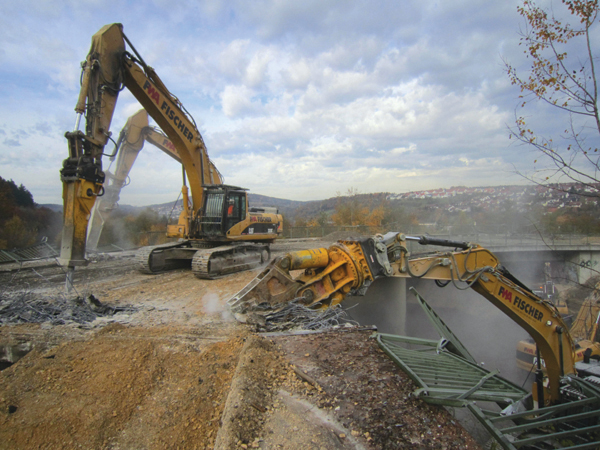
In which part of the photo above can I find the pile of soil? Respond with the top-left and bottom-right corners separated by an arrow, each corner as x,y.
0,324 -> 247,449
267,329 -> 479,449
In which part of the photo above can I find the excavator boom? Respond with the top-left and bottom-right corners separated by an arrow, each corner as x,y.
516,283 -> 600,373
86,110 -> 223,252
229,232 -> 575,403
85,110 -> 148,252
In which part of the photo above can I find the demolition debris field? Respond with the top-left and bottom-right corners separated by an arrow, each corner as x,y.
0,240 -> 480,449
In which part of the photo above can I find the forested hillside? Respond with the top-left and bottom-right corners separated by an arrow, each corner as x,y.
0,176 -> 62,249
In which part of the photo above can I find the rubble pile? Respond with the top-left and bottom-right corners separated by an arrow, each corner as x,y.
250,300 -> 359,332
0,291 -> 137,326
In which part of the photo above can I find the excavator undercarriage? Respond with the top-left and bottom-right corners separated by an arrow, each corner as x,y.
135,241 -> 271,279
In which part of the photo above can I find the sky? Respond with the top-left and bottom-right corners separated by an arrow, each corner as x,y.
0,0 -> 591,205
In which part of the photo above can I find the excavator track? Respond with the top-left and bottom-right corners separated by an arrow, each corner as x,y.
135,242 -> 194,274
192,243 -> 270,279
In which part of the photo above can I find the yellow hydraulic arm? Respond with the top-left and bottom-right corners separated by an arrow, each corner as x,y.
229,232 -> 576,403
86,110 -> 223,251
144,124 -> 222,184
60,23 -> 215,268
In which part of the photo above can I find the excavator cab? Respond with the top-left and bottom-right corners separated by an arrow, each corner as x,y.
199,185 -> 247,239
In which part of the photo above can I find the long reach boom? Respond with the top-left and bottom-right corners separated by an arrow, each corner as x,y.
229,232 -> 575,404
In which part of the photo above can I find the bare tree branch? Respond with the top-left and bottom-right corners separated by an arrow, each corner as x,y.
505,1 -> 599,192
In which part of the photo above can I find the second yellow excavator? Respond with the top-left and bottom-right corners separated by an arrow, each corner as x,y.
516,281 -> 600,373
86,109 -> 224,252
60,24 -> 283,279
229,232 -> 586,406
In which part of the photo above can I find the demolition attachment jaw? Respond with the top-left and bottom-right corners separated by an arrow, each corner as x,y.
227,255 -> 305,318
226,232 -> 475,319
227,235 -> 402,319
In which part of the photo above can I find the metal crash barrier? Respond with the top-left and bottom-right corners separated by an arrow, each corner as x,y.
375,288 -> 600,449
0,238 -> 58,264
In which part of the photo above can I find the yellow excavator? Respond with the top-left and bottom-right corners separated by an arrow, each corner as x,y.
60,24 -> 283,280
229,232 -> 590,406
86,109 -> 223,252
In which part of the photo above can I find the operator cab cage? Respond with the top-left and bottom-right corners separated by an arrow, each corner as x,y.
200,184 -> 248,238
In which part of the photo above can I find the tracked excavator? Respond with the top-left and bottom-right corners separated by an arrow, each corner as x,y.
228,232 -> 600,407
60,24 -> 283,281
86,109 -> 223,252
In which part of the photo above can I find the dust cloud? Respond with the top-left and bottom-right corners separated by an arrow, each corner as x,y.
201,292 -> 234,322
104,217 -> 135,251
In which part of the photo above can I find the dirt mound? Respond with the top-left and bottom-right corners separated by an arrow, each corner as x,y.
218,329 -> 480,449
215,335 -> 287,448
270,329 -> 479,449
0,324 -> 247,449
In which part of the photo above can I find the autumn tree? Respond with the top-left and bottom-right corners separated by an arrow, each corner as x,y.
365,205 -> 385,228
331,188 -> 369,226
121,208 -> 169,246
293,215 -> 308,227
0,181 -> 16,223
315,211 -> 329,227
2,216 -> 37,248
306,213 -> 329,228
506,0 -> 599,194
380,204 -> 419,231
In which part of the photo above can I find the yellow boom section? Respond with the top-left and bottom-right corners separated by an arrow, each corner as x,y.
229,232 -> 575,403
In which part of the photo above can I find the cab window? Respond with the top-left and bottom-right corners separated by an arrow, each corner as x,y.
226,192 -> 246,230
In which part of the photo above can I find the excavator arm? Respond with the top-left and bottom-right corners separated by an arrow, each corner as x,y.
85,110 -> 148,252
86,110 -> 223,252
229,232 -> 575,403
144,123 -> 222,183
60,23 -> 214,268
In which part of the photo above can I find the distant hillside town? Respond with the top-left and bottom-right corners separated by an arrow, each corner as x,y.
144,182 -> 600,226
388,183 -> 600,213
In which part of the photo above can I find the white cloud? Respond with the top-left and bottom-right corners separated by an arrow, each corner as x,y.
220,85 -> 259,118
244,48 -> 275,87
0,0 -> 549,205
281,58 -> 313,89
218,39 -> 251,80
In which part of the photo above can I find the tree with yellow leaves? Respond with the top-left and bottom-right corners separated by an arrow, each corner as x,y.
331,188 -> 370,226
505,0 -> 599,194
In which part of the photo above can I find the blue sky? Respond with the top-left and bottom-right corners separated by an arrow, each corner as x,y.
0,0 -> 583,205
